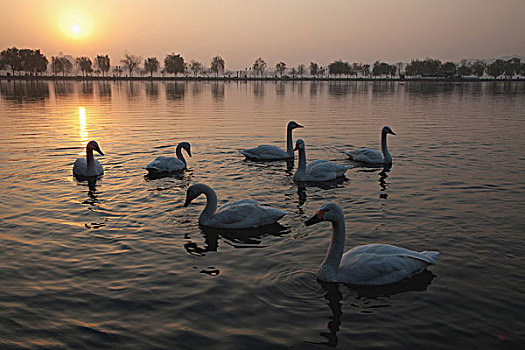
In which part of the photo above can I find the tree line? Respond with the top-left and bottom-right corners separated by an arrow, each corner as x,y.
1,46 -> 524,79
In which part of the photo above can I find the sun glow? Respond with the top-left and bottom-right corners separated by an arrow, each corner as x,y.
71,24 -> 81,35
59,7 -> 93,39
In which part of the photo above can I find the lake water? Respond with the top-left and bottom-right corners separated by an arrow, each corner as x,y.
1,80 -> 524,349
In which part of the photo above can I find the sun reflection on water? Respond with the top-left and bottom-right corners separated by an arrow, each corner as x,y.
78,106 -> 88,143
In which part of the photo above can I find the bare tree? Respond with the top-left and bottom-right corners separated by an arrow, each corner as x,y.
275,61 -> 287,77
252,57 -> 267,77
121,52 -> 142,77
210,55 -> 225,77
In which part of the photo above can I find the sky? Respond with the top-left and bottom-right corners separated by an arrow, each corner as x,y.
1,0 -> 524,70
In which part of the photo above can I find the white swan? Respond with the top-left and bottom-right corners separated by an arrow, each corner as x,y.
184,183 -> 289,229
73,140 -> 104,178
305,203 -> 439,285
345,126 -> 396,165
239,121 -> 303,160
145,141 -> 191,175
293,139 -> 350,182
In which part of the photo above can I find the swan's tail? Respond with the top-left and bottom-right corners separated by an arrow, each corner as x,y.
421,251 -> 440,265
239,150 -> 255,159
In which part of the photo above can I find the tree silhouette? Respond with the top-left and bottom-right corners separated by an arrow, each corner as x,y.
190,60 -> 203,76
51,56 -> 63,76
309,62 -> 319,77
60,57 -> 73,76
252,57 -> 267,77
76,57 -> 93,77
297,64 -> 305,78
112,65 -> 123,77
210,55 -> 225,77
471,60 -> 486,77
121,52 -> 142,77
0,47 -> 22,75
275,61 -> 287,77
457,60 -> 472,76
486,59 -> 505,78
164,53 -> 184,77
95,55 -> 110,77
144,57 -> 160,77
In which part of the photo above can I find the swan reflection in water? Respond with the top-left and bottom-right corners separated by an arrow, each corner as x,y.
378,165 -> 392,199
183,223 -> 289,256
295,177 -> 348,207
310,270 -> 436,347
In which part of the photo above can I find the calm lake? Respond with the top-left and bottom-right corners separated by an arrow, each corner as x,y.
1,80 -> 524,349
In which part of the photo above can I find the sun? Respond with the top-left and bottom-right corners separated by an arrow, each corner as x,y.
58,7 -> 93,39
71,24 -> 81,35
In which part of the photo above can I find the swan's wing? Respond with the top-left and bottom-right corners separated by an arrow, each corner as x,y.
212,202 -> 288,229
305,160 -> 349,181
339,244 -> 439,285
146,156 -> 185,172
345,148 -> 383,164
73,158 -> 87,176
221,199 -> 260,209
94,159 -> 104,175
239,145 -> 290,160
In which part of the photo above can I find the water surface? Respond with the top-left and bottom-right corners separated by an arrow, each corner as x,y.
1,80 -> 524,349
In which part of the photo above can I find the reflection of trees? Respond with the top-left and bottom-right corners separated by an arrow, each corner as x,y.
126,81 -> 139,99
211,82 -> 224,101
53,81 -> 75,97
253,81 -> 265,99
145,81 -> 159,99
81,81 -> 93,96
191,82 -> 202,96
275,81 -> 285,96
96,82 -> 111,100
0,81 -> 49,104
166,82 -> 186,100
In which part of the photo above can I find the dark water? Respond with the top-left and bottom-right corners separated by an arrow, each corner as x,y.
1,80 -> 524,349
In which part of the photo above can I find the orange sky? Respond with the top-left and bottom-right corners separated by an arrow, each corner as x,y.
1,0 -> 524,69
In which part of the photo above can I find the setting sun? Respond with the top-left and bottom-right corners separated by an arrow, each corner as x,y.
71,24 -> 81,35
58,7 -> 93,40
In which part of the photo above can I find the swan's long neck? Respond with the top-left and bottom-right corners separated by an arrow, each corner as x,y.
86,148 -> 97,174
175,144 -> 187,165
286,126 -> 294,156
381,132 -> 392,164
198,186 -> 218,225
296,146 -> 307,176
321,218 -> 346,275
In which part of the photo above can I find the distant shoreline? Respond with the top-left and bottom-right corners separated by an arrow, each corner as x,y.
0,75 -> 523,83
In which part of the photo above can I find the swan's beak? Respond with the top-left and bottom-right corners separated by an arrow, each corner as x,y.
305,210 -> 325,226
183,197 -> 191,207
188,149 -> 192,157
296,123 -> 304,128
95,146 -> 104,156
389,130 -> 396,135
293,146 -> 298,151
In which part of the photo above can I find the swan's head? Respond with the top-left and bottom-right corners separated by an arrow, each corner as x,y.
293,139 -> 305,151
305,202 -> 344,226
87,140 -> 104,155
382,126 -> 396,135
179,142 -> 192,157
184,183 -> 208,207
288,121 -> 304,130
